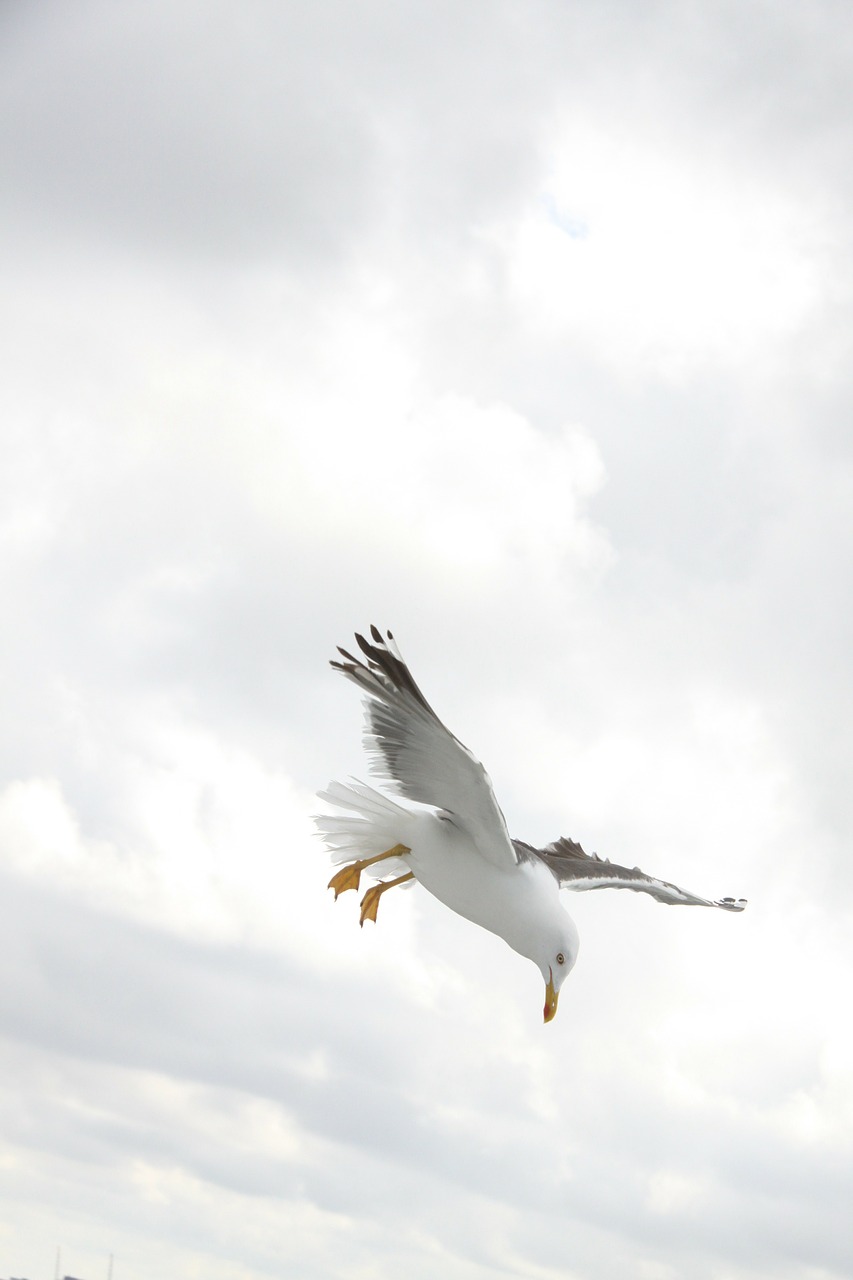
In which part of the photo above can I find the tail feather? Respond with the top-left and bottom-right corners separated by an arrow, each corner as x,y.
314,779 -> 415,882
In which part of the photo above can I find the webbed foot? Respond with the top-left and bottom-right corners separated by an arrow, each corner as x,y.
359,871 -> 415,926
327,843 -> 411,900
328,863 -> 364,898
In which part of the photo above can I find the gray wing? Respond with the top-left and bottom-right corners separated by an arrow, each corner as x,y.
332,626 -> 518,870
514,836 -> 747,910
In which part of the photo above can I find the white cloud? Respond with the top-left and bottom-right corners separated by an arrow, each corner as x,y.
489,118 -> 827,380
2,2 -> 853,1279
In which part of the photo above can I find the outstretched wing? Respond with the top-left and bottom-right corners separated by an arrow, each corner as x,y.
332,626 -> 518,869
515,836 -> 747,910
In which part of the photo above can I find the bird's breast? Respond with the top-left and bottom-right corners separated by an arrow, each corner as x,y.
405,812 -> 556,957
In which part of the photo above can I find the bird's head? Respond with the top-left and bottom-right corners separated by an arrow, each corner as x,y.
537,916 -> 580,1023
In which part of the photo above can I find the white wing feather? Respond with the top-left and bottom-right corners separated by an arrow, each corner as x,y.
515,837 -> 747,910
331,627 -> 518,870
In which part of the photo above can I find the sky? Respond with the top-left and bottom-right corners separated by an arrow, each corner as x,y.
1,1 -> 853,1277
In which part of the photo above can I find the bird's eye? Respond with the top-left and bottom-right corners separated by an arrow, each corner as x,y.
556,952 -> 565,965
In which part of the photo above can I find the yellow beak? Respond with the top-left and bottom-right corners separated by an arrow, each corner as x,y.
543,969 -> 559,1023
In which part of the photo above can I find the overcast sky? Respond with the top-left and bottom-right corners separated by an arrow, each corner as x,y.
2,2 -> 853,1278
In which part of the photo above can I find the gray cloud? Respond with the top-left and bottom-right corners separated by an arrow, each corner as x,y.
0,0 -> 559,267
3,867 -> 851,1277
2,1 -> 853,1278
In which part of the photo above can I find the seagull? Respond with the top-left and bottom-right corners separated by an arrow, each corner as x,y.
316,626 -> 746,1022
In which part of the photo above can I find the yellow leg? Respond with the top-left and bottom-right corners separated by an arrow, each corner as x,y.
360,871 -> 415,927
327,843 -> 410,899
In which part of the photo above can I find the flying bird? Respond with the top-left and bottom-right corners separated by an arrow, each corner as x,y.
316,627 -> 746,1022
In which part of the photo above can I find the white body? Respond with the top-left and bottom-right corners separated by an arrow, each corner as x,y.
317,780 -> 578,978
407,812 -> 570,965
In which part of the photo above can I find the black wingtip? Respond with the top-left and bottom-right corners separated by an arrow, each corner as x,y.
330,624 -> 436,715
